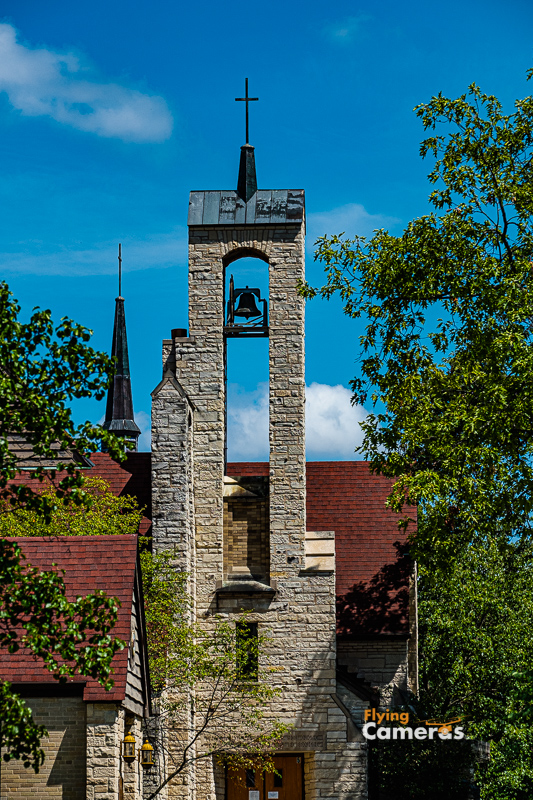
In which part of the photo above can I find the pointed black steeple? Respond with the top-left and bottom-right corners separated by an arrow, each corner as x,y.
103,245 -> 141,451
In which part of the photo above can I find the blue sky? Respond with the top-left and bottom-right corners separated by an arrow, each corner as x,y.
1,0 -> 532,458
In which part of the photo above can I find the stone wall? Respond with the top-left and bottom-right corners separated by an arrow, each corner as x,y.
87,703 -> 144,800
86,702 -> 123,800
337,639 -> 410,708
148,219 -> 366,800
0,696 -> 86,800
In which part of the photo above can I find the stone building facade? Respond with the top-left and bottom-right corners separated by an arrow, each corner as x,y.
148,145 -> 418,799
0,137 -> 416,799
0,536 -> 151,800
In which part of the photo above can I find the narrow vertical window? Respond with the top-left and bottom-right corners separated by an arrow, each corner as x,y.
245,769 -> 256,787
236,622 -> 258,680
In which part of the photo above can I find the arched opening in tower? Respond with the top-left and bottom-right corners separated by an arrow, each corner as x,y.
223,254 -> 270,584
224,255 -> 269,463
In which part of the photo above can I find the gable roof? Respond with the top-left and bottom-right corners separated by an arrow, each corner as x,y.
89,452 -> 152,537
7,433 -> 93,471
305,461 -> 413,637
0,536 -> 150,710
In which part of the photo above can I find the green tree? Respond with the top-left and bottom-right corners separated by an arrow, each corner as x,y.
0,538 -> 123,771
0,476 -> 143,538
303,77 -> 533,565
302,75 -> 533,797
0,281 -> 122,516
3,472 -> 287,794
141,550 -> 287,800
369,537 -> 533,800
0,282 -> 126,770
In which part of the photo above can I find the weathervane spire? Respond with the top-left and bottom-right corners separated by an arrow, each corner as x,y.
235,78 -> 258,145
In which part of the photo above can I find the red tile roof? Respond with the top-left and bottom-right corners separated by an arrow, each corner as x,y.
89,452 -> 152,536
305,462 -> 413,637
8,452 -> 152,537
227,461 -> 414,637
86,456 -> 415,637
0,536 -> 138,701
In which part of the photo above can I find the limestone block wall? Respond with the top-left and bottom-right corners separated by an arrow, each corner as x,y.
150,216 -> 375,799
142,708 -> 169,800
123,714 -> 143,799
337,639 -> 410,707
151,371 -> 195,579
175,223 -> 351,800
0,695 -> 86,800
86,702 -> 123,800
177,225 -> 310,615
268,226 -> 306,580
151,368 -> 196,800
87,704 -> 145,800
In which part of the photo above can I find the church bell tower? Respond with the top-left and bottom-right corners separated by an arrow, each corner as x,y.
151,82 -> 343,800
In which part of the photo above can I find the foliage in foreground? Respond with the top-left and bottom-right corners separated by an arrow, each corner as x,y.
303,74 -> 533,797
303,77 -> 533,567
0,285 -> 128,770
371,537 -> 533,799
0,538 -> 123,770
141,549 -> 288,799
4,471 -> 287,793
0,476 -> 143,538
0,281 -> 124,519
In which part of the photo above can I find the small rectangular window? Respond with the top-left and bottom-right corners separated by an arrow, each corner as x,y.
274,769 -> 283,787
245,769 -> 256,787
236,622 -> 258,681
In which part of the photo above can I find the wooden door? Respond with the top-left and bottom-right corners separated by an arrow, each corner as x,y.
227,756 -> 303,800
226,766 -> 264,800
265,756 -> 303,800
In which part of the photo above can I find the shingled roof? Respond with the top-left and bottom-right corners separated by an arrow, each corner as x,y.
8,452 -> 152,538
226,461 -> 413,637
83,455 -> 412,638
0,536 -> 149,709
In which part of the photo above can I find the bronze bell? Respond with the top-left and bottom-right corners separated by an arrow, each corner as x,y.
234,289 -> 261,319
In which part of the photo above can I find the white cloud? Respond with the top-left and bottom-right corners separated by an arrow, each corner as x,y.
306,203 -> 399,254
226,381 -> 367,462
135,411 -> 151,452
305,382 -> 366,459
323,15 -> 371,44
0,24 -> 173,142
227,383 -> 270,462
0,229 -> 188,275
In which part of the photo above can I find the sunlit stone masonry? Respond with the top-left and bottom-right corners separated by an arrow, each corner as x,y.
150,130 -> 418,800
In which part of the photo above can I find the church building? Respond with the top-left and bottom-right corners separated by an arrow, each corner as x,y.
97,93 -> 417,798
0,90 -> 417,800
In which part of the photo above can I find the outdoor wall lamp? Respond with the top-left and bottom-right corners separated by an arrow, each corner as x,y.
122,732 -> 136,761
140,738 -> 155,768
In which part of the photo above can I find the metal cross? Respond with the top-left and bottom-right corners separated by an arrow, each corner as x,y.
118,243 -> 122,297
235,78 -> 258,145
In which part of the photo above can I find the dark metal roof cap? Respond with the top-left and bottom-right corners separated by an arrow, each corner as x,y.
188,189 -> 304,226
237,144 -> 257,203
